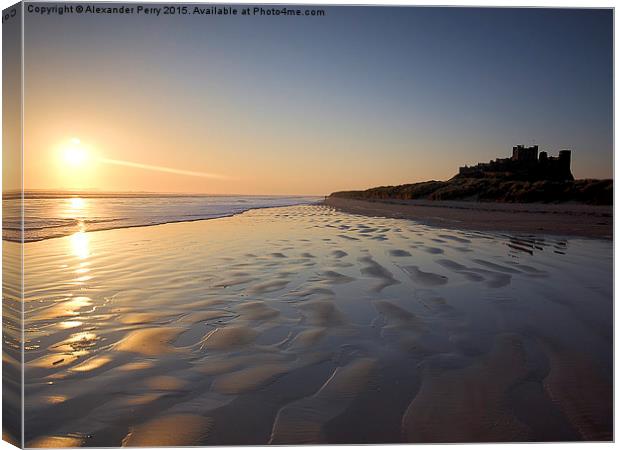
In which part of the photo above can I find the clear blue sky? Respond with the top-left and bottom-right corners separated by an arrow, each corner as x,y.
23,6 -> 613,194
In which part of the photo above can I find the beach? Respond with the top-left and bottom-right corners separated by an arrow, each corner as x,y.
325,197 -> 613,239
18,203 -> 612,446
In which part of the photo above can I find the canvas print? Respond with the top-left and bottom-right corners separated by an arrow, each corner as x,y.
2,2 -> 613,447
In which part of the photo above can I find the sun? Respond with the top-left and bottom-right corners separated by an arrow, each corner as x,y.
63,148 -> 88,166
54,137 -> 99,189
62,138 -> 89,167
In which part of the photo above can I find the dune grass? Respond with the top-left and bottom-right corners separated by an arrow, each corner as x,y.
330,178 -> 612,205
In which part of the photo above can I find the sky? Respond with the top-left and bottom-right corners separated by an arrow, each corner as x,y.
18,6 -> 613,195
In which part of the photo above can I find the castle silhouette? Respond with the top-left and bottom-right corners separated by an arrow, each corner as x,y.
457,145 -> 574,181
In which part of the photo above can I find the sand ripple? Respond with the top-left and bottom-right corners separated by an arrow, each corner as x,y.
116,328 -> 184,355
212,363 -> 290,394
200,325 -> 258,350
359,256 -> 400,292
21,204 -> 611,445
403,265 -> 448,286
270,358 -> 378,444
402,334 -> 530,442
122,414 -> 213,446
542,344 -> 612,440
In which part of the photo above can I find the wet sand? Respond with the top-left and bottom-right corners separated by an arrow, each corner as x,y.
325,197 -> 612,239
14,204 -> 612,446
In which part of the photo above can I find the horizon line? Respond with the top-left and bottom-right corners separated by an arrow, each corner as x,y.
4,189 -> 327,199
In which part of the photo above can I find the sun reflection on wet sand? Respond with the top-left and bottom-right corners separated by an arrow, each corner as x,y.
43,395 -> 67,405
63,297 -> 93,316
59,320 -> 83,329
69,232 -> 90,260
71,356 -> 112,373
27,435 -> 84,448
33,296 -> 93,321
75,261 -> 90,275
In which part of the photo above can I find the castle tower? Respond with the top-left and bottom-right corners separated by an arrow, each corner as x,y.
539,151 -> 548,168
558,150 -> 572,179
559,150 -> 571,166
512,145 -> 538,162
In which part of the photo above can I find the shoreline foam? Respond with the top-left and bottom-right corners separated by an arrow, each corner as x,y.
4,196 -> 322,243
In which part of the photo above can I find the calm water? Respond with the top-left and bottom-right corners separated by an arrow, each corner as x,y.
3,194 -> 320,242
8,204 -> 612,446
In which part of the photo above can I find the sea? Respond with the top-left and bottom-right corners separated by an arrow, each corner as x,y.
2,193 -> 322,242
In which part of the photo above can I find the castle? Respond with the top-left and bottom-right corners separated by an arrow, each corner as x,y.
457,145 -> 574,181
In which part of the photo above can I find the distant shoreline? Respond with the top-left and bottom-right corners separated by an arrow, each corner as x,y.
330,178 -> 612,205
324,197 -> 613,239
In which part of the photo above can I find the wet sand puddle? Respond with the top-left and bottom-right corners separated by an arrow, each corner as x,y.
19,205 -> 612,446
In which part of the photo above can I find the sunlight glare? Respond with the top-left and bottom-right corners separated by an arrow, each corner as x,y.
63,148 -> 88,166
70,232 -> 90,259
68,197 -> 86,210
61,138 -> 90,167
